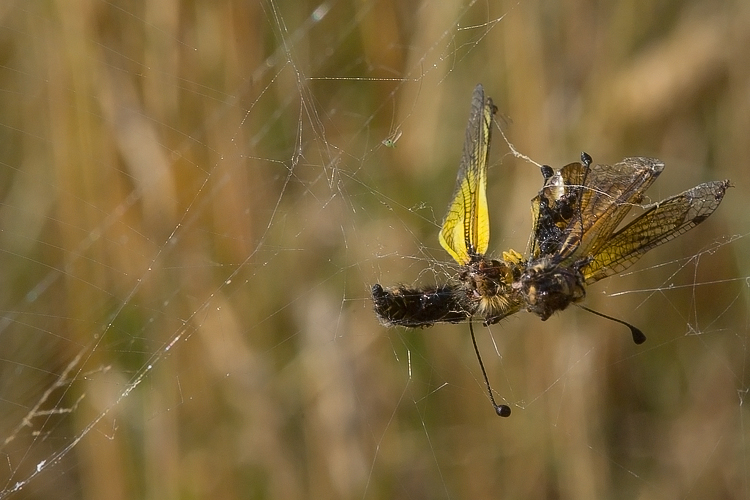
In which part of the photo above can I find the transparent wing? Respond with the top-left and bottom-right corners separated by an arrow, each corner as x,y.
555,157 -> 665,263
581,180 -> 730,283
439,84 -> 496,265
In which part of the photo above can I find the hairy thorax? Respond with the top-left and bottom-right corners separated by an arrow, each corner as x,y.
518,257 -> 586,321
460,254 -> 524,324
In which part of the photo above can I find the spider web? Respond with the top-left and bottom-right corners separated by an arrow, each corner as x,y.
0,0 -> 748,498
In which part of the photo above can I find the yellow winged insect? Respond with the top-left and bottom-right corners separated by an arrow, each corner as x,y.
371,85 -> 730,417
372,85 -> 522,332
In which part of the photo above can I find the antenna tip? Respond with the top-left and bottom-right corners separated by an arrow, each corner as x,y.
631,327 -> 647,345
495,404 -> 511,417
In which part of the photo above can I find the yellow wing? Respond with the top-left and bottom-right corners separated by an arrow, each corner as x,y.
439,84 -> 496,265
581,180 -> 730,284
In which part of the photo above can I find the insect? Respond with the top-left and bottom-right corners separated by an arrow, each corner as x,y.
382,129 -> 403,148
371,83 -> 730,417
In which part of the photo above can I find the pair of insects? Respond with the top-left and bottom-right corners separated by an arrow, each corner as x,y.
372,84 -> 730,417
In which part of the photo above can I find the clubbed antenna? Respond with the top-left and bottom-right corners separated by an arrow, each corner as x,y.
578,305 -> 647,344
469,322 -> 511,417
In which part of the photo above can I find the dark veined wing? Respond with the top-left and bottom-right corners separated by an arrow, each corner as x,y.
439,84 -> 496,265
554,157 -> 665,263
581,180 -> 730,284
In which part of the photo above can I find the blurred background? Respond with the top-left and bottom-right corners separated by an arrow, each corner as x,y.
0,0 -> 748,498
